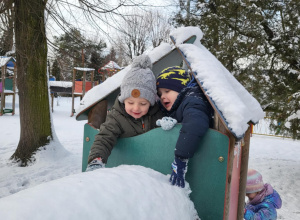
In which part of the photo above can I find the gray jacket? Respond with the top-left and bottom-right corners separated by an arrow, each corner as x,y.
88,98 -> 163,163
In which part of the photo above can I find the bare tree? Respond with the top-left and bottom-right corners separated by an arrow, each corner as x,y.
1,0 -> 150,166
148,10 -> 172,48
112,9 -> 172,63
0,0 -> 14,55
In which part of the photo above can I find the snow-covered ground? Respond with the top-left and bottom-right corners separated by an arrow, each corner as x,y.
0,95 -> 299,219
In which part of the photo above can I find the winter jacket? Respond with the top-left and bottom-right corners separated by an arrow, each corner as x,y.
160,86 -> 213,159
88,97 -> 164,164
244,186 -> 282,220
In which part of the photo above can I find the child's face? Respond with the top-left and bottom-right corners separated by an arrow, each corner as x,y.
246,192 -> 258,201
157,88 -> 179,111
124,97 -> 151,119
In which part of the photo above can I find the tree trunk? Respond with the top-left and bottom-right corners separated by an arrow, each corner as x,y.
12,0 -> 52,166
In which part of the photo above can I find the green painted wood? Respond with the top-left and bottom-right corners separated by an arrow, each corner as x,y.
3,109 -> 13,113
82,123 -> 229,219
4,78 -> 13,91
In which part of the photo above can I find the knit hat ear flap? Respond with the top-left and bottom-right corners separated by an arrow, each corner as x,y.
118,55 -> 156,106
246,169 -> 264,193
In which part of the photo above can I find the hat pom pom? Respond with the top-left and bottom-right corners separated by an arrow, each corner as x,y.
131,55 -> 152,70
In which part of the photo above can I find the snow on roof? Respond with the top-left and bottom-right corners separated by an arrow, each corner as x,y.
49,81 -> 72,88
74,67 -> 95,71
172,27 -> 264,138
0,56 -> 15,68
101,61 -> 122,70
75,26 -> 264,138
170,26 -> 204,46
150,42 -> 174,63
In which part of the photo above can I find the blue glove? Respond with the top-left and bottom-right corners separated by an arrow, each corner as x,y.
169,156 -> 188,188
86,157 -> 105,172
156,117 -> 177,130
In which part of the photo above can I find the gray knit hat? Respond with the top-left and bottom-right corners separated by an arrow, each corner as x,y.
118,55 -> 156,106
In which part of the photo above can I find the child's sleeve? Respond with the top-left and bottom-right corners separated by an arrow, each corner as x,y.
174,97 -> 211,158
88,111 -> 123,164
244,202 -> 278,220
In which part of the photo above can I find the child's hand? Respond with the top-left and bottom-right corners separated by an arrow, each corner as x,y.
169,156 -> 188,188
86,157 -> 105,172
156,117 -> 177,130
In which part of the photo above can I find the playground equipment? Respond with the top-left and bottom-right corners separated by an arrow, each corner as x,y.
76,27 -> 264,219
71,67 -> 95,117
98,60 -> 121,82
0,56 -> 16,116
49,81 -> 72,112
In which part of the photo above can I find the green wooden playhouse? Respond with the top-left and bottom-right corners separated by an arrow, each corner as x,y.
76,27 -> 263,220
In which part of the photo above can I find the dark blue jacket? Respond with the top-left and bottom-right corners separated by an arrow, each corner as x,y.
160,86 -> 213,158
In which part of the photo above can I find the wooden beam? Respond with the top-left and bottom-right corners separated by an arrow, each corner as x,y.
91,70 -> 94,88
82,71 -> 86,97
71,69 -> 76,117
237,126 -> 251,219
12,63 -> 17,115
0,66 -> 5,115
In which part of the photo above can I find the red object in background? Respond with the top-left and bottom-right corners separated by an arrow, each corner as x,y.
74,81 -> 92,93
98,68 -> 104,74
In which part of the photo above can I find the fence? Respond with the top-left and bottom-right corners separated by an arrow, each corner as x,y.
252,117 -> 292,138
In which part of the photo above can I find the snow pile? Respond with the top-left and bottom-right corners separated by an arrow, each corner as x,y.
0,165 -> 198,220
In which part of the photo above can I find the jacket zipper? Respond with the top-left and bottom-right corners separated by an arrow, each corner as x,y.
142,118 -> 145,132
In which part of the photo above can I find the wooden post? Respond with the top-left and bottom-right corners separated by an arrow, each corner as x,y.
0,66 -> 4,115
71,69 -> 76,117
91,70 -> 94,88
51,93 -> 54,113
214,111 -> 219,130
224,133 -> 236,220
12,63 -> 16,115
82,71 -> 86,97
237,126 -> 251,219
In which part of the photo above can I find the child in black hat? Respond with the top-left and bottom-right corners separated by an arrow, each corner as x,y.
156,66 -> 213,188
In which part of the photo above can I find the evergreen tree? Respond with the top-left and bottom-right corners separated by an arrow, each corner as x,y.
51,59 -> 61,81
53,28 -> 106,81
104,47 -> 117,64
89,50 -> 105,82
174,0 -> 300,139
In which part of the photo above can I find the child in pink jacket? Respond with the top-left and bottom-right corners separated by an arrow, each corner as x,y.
244,169 -> 282,220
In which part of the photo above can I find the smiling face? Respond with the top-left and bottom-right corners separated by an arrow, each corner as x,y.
124,97 -> 151,119
157,88 -> 179,111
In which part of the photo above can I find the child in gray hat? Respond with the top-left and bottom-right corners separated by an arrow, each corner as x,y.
86,55 -> 163,171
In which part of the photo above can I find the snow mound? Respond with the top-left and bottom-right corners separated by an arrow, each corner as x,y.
0,165 -> 198,220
